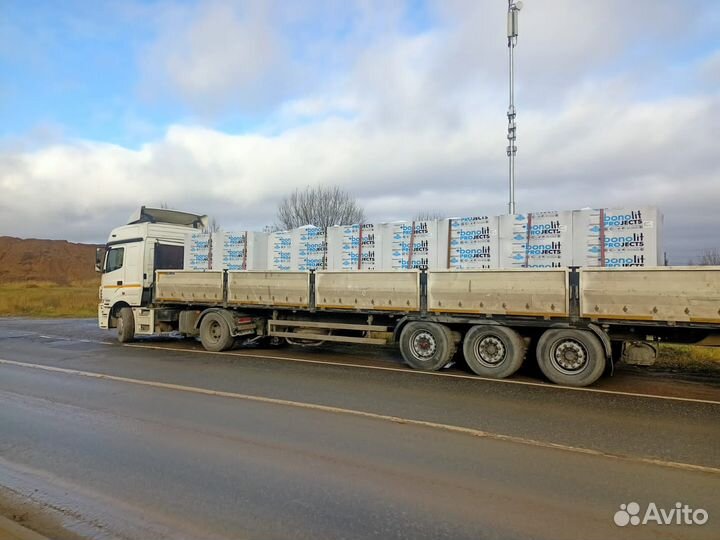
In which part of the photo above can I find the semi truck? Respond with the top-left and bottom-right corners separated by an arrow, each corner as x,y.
97,207 -> 720,387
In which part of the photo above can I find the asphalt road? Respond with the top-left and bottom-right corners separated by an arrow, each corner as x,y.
0,318 -> 718,540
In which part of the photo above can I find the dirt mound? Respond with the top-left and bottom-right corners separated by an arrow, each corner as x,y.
0,237 -> 99,285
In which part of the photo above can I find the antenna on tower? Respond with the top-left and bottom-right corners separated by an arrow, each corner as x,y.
506,0 -> 523,215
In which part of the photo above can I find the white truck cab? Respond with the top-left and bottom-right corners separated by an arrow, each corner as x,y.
97,207 -> 207,337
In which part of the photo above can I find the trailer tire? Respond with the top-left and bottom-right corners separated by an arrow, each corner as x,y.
399,322 -> 455,371
117,307 -> 135,343
463,325 -> 526,379
536,329 -> 606,387
199,312 -> 235,352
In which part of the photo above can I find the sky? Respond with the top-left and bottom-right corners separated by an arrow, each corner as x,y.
0,0 -> 718,263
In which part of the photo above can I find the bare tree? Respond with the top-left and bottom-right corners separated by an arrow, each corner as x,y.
700,248 -> 720,266
276,186 -> 365,229
414,210 -> 444,221
203,217 -> 221,233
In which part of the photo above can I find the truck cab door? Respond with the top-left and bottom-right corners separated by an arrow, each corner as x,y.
101,243 -> 144,309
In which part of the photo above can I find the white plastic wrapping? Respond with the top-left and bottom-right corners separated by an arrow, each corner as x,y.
183,232 -> 212,270
572,207 -> 663,267
383,221 -> 438,270
438,216 -> 499,269
327,224 -> 384,271
212,231 -> 268,271
499,211 -> 574,268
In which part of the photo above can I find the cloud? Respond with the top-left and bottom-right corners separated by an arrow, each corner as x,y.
2,83 -> 718,263
1,0 -> 718,265
141,0 -> 290,115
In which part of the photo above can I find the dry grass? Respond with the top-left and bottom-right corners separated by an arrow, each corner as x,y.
0,281 -> 99,318
656,344 -> 720,374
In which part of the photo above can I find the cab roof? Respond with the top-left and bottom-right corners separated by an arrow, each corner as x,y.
127,206 -> 208,229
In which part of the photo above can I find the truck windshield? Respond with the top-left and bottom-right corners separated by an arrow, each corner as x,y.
104,247 -> 124,273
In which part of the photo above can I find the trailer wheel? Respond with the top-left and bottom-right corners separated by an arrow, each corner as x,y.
199,312 -> 235,352
117,307 -> 135,343
399,322 -> 455,371
536,329 -> 606,387
463,325 -> 526,378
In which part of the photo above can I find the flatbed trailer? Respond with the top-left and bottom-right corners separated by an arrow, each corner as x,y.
96,208 -> 720,387
118,266 -> 720,387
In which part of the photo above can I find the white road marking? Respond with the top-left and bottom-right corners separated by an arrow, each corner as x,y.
0,357 -> 718,476
125,343 -> 720,406
10,329 -> 720,404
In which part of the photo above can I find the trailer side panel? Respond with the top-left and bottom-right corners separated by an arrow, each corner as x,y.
427,269 -> 569,317
155,271 -> 224,303
580,267 -> 720,323
316,271 -> 420,311
227,271 -> 310,308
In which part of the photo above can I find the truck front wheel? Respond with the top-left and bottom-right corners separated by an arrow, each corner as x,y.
199,312 -> 235,352
536,329 -> 606,387
399,322 -> 456,371
117,307 -> 135,343
463,325 -> 526,378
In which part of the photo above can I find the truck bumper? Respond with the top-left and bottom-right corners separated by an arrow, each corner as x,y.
98,304 -> 110,329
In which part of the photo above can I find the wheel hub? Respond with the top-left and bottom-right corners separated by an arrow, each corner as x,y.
209,321 -> 222,341
552,340 -> 588,373
476,336 -> 506,366
411,331 -> 437,359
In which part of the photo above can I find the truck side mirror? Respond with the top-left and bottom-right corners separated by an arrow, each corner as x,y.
95,247 -> 105,273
